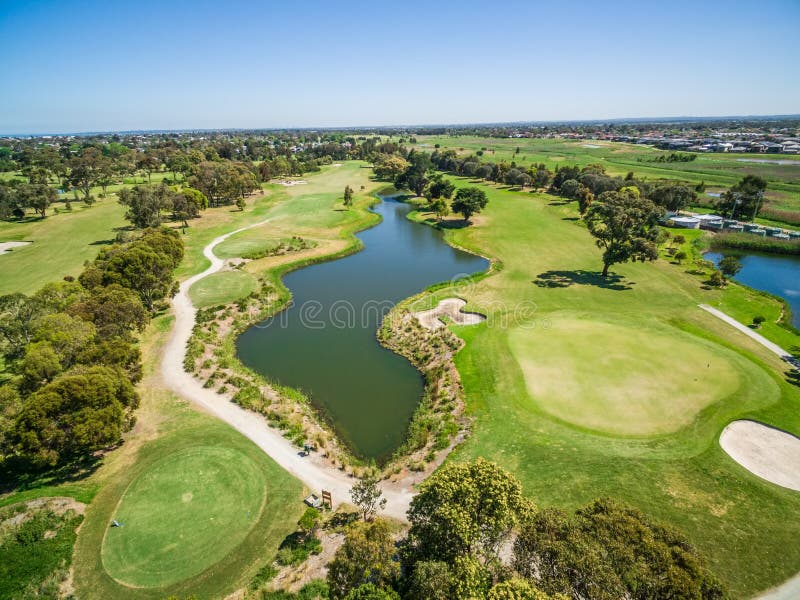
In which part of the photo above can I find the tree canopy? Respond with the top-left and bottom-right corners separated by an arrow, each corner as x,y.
584,188 -> 663,276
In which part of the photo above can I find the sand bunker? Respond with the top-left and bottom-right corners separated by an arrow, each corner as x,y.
720,420 -> 800,491
413,298 -> 486,330
0,241 -> 31,254
277,180 -> 308,186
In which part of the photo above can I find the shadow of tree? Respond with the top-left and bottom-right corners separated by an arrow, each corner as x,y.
533,270 -> 634,291
0,453 -> 102,496
548,200 -> 570,206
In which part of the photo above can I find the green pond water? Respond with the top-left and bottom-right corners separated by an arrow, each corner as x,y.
236,197 -> 488,460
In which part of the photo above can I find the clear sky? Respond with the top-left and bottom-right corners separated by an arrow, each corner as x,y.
1,0 -> 799,134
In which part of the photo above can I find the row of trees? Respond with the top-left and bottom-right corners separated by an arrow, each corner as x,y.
0,228 -> 183,469
328,460 -> 725,600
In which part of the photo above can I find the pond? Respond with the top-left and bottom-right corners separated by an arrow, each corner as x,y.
705,251 -> 800,328
236,196 -> 488,461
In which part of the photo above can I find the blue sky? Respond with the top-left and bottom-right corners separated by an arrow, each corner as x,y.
1,0 -> 799,134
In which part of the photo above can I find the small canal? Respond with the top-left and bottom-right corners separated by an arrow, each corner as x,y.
236,196 -> 488,461
705,251 -> 800,328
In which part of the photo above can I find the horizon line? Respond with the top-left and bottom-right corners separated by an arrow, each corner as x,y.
3,113 -> 800,139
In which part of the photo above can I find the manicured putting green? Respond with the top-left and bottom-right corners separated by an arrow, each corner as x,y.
508,318 -> 742,436
101,446 -> 266,588
189,270 -> 256,308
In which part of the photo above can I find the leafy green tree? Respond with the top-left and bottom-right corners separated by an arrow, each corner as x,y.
718,256 -> 743,280
19,342 -> 62,392
488,578 -> 564,600
350,475 -> 387,521
9,366 -> 138,466
559,179 -> 581,199
118,184 -> 174,228
674,250 -> 688,264
649,184 -> 696,212
716,175 -> 767,220
405,458 -> 527,565
709,270 -> 726,288
451,187 -> 489,223
68,284 -> 148,338
0,293 -> 43,357
427,176 -> 455,200
576,185 -> 594,215
344,185 -> 354,207
584,189 -> 662,277
21,184 -> 57,218
404,561 -> 454,600
395,152 -> 433,197
32,312 -> 96,368
327,519 -> 399,600
430,198 -> 450,221
373,155 -> 410,181
68,147 -> 106,202
342,584 -> 399,600
752,315 -> 766,328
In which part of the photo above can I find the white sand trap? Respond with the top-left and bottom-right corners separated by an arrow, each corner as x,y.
0,241 -> 31,254
413,298 -> 486,330
277,180 -> 308,186
720,420 -> 800,491
582,143 -> 601,148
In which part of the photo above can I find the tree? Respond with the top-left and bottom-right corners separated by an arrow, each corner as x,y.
430,198 -> 450,222
343,584 -> 399,600
718,256 -> 742,280
395,152 -> 433,197
327,519 -> 399,600
0,293 -> 43,358
752,315 -> 766,328
427,176 -> 455,200
9,366 -> 138,466
21,183 -> 57,218
404,561 -> 454,600
559,179 -> 581,199
118,184 -> 173,228
344,185 -> 354,207
649,184 -> 696,212
373,155 -> 410,181
405,458 -> 527,566
674,250 -> 688,264
584,189 -> 663,277
576,186 -> 594,215
350,475 -> 386,521
68,147 -> 106,202
709,270 -> 726,288
715,175 -> 767,220
95,229 -> 183,310
68,284 -> 148,339
451,187 -> 488,223
488,578 -> 563,600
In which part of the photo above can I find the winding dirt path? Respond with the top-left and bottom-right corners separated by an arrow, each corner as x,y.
161,220 -> 413,520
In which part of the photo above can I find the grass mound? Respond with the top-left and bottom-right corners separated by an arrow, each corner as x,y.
508,318 -> 744,435
101,446 -> 266,588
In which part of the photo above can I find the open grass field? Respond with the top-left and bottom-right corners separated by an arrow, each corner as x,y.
0,199 -> 126,295
413,136 -> 800,216
410,176 -> 800,597
189,270 -> 257,308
